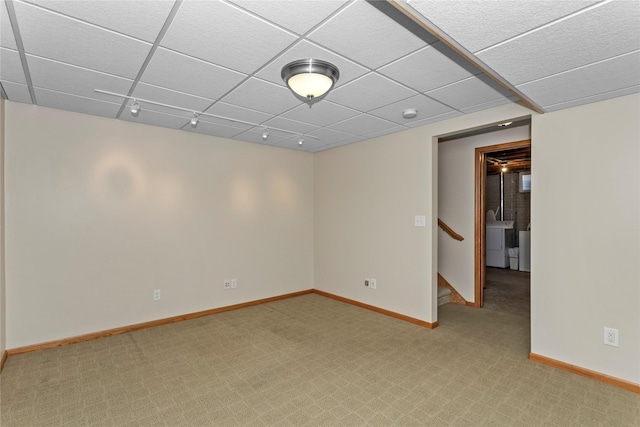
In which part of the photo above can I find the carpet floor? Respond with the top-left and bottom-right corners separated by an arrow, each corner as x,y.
1,293 -> 638,426
483,267 -> 530,317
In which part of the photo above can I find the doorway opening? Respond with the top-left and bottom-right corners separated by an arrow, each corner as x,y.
474,139 -> 531,310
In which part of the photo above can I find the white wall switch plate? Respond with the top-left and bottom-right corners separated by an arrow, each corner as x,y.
153,289 -> 161,301
231,279 -> 237,288
370,278 -> 377,289
414,215 -> 426,227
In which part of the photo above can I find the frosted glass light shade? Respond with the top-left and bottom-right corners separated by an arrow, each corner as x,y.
282,59 -> 339,100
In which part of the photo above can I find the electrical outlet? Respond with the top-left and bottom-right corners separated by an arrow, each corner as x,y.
364,278 -> 370,288
370,278 -> 377,289
231,279 -> 237,289
153,289 -> 161,301
604,327 -> 619,347
224,280 -> 231,289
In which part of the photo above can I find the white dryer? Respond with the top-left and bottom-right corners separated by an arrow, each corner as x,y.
486,221 -> 514,268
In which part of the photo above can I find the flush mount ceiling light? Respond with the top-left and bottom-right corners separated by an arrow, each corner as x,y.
130,100 -> 140,115
282,59 -> 339,101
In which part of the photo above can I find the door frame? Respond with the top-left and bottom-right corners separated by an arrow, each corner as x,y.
473,139 -> 531,307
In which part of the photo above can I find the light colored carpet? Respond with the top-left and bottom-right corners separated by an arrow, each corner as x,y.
1,294 -> 638,426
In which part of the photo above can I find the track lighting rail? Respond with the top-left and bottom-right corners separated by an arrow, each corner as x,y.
94,89 -> 320,140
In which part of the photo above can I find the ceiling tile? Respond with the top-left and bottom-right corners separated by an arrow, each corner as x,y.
1,1 -> 17,49
408,0 -> 600,53
1,81 -> 32,103
460,97 -> 517,114
305,127 -> 353,146
131,83 -> 215,117
281,99 -> 359,127
140,48 -> 247,101
205,102 -> 273,127
541,85 -> 640,112
261,117 -> 319,135
161,0 -> 297,74
0,48 -> 27,84
221,78 -> 302,115
227,0 -> 348,35
14,1 -> 152,79
477,1 -> 640,85
24,0 -> 175,43
516,51 -> 640,110
273,136 -> 313,151
378,42 -> 480,93
404,111 -> 463,128
328,114 -> 397,136
308,0 -> 433,69
27,54 -> 133,102
328,73 -> 417,112
233,127 -> 292,146
363,125 -> 409,140
121,108 -> 193,130
186,120 -> 252,140
255,40 -> 368,88
426,74 -> 512,111
368,94 -> 453,125
34,88 -> 121,118
311,136 -> 366,152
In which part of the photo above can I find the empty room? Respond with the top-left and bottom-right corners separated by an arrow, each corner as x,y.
1,0 -> 639,425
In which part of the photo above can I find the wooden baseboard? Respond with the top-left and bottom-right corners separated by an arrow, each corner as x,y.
0,350 -> 7,373
311,289 -> 438,329
7,290 -> 314,357
530,353 -> 640,394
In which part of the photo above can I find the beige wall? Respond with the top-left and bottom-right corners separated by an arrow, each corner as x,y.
531,93 -> 640,384
4,103 -> 314,349
314,128 -> 435,320
314,103 -> 534,323
1,97 -> 5,357
5,93 -> 638,385
438,126 -> 530,301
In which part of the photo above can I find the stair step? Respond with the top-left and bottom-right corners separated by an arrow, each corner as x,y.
438,285 -> 451,306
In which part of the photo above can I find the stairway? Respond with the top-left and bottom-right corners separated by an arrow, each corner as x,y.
438,285 -> 451,306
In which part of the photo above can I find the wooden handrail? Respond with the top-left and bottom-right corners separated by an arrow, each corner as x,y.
438,218 -> 464,241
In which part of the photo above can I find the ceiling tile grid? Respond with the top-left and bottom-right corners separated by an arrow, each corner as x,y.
517,50 -> 640,111
2,0 -> 639,152
1,80 -> 32,103
1,1 -> 17,49
227,0 -> 350,36
139,48 -> 247,101
407,0 -> 602,54
160,0 -> 298,75
476,0 -> 640,85
13,0 -> 153,80
23,0 -> 176,43
0,47 -> 27,84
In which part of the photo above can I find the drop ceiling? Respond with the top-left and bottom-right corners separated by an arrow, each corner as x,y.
1,0 -> 638,153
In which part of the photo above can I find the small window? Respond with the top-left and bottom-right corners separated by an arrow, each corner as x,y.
519,171 -> 531,192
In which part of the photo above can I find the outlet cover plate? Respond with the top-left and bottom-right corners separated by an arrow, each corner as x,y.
604,327 -> 619,347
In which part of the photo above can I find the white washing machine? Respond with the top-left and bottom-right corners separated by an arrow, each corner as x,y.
486,221 -> 514,268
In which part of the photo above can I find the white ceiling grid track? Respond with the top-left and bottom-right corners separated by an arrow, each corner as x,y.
1,0 -> 638,152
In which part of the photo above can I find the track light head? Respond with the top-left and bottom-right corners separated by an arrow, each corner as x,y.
130,100 -> 140,115
298,135 -> 304,146
262,128 -> 269,141
190,113 -> 199,127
